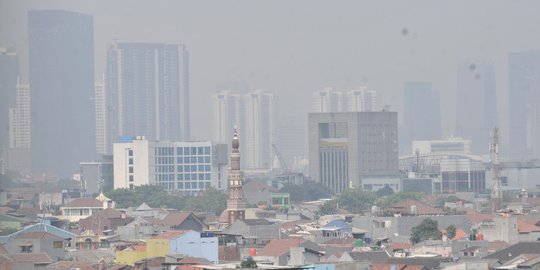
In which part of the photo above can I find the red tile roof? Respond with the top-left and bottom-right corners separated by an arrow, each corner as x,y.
16,232 -> 64,240
64,198 -> 103,208
387,199 -> 444,216
154,230 -> 188,240
466,212 -> 495,225
258,237 -> 305,257
389,242 -> 413,250
8,252 -> 53,263
518,220 -> 540,233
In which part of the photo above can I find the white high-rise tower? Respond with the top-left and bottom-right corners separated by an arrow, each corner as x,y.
244,89 -> 275,169
312,87 -> 345,112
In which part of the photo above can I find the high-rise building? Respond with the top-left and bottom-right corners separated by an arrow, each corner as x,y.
9,80 -> 31,150
403,82 -> 441,154
106,42 -> 190,152
347,87 -> 377,112
243,89 -> 276,169
308,112 -> 399,193
0,47 -> 19,153
508,51 -> 540,159
28,10 -> 95,176
312,88 -> 345,112
94,80 -> 107,155
211,91 -> 243,145
455,58 -> 497,155
113,137 -> 228,192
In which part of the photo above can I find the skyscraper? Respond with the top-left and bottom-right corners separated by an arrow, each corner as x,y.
347,87 -> 377,112
28,10 -> 95,176
308,112 -> 399,193
455,58 -> 497,155
312,88 -> 345,112
94,80 -> 107,155
0,47 -> 19,154
508,51 -> 540,159
9,80 -> 31,150
244,89 -> 276,169
403,82 -> 441,154
211,90 -> 244,145
106,42 -> 189,152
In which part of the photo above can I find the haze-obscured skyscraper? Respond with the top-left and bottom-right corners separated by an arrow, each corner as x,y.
0,47 -> 19,154
508,51 -> 540,159
244,89 -> 276,169
308,112 -> 398,193
312,88 -> 345,112
106,42 -> 190,152
211,90 -> 244,145
28,10 -> 95,176
347,87 -> 377,112
94,80 -> 107,155
455,58 -> 497,155
403,82 -> 441,154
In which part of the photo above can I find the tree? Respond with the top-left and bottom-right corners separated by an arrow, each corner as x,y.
446,224 -> 456,239
375,185 -> 394,197
335,189 -> 376,214
317,200 -> 337,216
240,256 -> 257,268
410,218 -> 442,244
184,188 -> 228,215
376,192 -> 423,208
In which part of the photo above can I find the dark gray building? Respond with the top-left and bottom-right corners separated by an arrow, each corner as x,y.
455,58 -> 498,155
402,82 -> 441,154
80,155 -> 113,195
308,112 -> 398,193
106,42 -> 190,153
28,10 -> 95,176
508,51 -> 540,160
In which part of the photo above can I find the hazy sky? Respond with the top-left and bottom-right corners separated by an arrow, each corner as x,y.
2,0 -> 540,144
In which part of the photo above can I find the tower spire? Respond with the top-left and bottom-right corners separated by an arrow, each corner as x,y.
226,127 -> 246,225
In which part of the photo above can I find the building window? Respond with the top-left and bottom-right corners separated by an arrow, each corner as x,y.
177,147 -> 183,155
129,175 -> 134,182
205,147 -> 211,155
128,149 -> 133,156
129,158 -> 133,165
21,245 -> 33,253
129,167 -> 133,173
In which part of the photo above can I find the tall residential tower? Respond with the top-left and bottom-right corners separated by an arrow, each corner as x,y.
28,10 -> 95,176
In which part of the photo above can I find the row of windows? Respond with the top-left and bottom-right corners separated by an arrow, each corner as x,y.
156,165 -> 212,173
156,146 -> 211,156
157,181 -> 212,190
156,173 -> 212,181
156,156 -> 212,164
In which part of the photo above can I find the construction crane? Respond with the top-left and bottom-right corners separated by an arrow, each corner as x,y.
490,127 -> 502,212
272,143 -> 290,173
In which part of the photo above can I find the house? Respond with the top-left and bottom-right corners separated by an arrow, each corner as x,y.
320,220 -> 352,238
1,252 -> 53,270
254,237 -> 324,266
384,199 -> 445,216
223,219 -> 282,246
5,232 -> 66,261
483,242 -> 540,267
79,208 -> 134,236
116,216 -> 158,240
60,193 -> 115,222
115,230 -> 218,266
373,257 -> 442,270
0,222 -> 76,247
145,211 -> 208,232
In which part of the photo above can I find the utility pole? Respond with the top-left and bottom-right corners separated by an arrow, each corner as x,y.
490,127 -> 501,212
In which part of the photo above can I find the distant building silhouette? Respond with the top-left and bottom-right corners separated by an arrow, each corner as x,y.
455,58 -> 497,155
347,87 -> 377,112
312,88 -> 345,112
508,51 -> 540,159
244,89 -> 276,169
0,47 -> 19,152
105,42 -> 190,153
28,10 -> 95,176
308,112 -> 399,193
211,90 -> 244,146
403,81 -> 441,154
